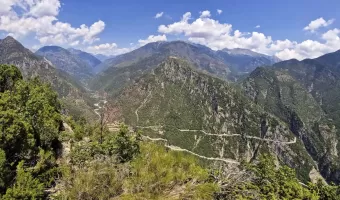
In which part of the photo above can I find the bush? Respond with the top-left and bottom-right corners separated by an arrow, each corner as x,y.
122,143 -> 219,199
2,162 -> 45,200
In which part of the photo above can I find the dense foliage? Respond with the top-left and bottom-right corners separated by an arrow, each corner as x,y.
0,64 -> 61,198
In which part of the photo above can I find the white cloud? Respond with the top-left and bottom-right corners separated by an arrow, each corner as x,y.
275,49 -> 304,60
200,10 -> 211,18
322,28 -> 340,41
138,34 -> 167,46
31,44 -> 42,51
269,39 -> 295,51
158,11 -> 340,60
87,43 -> 131,56
159,12 -> 232,40
155,12 -> 164,19
70,40 -> 80,46
304,17 -> 334,33
0,0 -> 105,45
0,0 -> 19,16
217,9 -> 222,15
255,25 -> 260,28
28,0 -> 61,17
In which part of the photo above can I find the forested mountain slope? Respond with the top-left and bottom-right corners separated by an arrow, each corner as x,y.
242,50 -> 340,184
110,57 -> 317,181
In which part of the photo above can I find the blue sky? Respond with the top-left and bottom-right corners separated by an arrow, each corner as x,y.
1,0 -> 340,60
59,0 -> 340,43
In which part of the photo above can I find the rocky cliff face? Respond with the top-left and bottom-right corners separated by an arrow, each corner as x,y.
242,61 -> 340,184
112,57 -> 316,181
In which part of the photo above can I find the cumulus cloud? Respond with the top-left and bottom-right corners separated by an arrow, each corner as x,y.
28,0 -> 61,17
87,43 -> 131,56
217,9 -> 222,15
158,11 -> 340,60
200,10 -> 211,18
255,25 -> 260,28
138,34 -> 167,46
155,12 -> 164,19
0,0 -> 105,45
304,17 -> 334,33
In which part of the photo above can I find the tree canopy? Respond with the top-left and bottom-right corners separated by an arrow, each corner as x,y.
0,65 -> 61,198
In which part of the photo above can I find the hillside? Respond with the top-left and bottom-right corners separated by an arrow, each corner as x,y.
0,36 -> 97,121
110,57 -> 317,181
242,53 -> 340,184
273,55 -> 340,129
0,63 -> 338,199
36,46 -> 95,82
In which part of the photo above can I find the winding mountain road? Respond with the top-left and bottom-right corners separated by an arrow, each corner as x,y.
134,89 -> 296,164
179,129 -> 297,144
141,135 -> 240,164
94,100 -> 107,118
165,145 -> 240,164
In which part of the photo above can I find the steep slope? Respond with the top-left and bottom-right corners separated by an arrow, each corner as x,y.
315,49 -> 340,71
68,48 -> 101,69
0,36 -> 96,120
36,46 -> 94,82
242,60 -> 340,184
273,56 -> 340,129
111,57 -> 316,181
217,48 -> 280,75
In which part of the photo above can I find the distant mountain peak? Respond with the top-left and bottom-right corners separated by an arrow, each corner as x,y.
0,36 -> 37,62
1,36 -> 25,48
3,36 -> 17,42
37,45 -> 68,52
35,46 -> 102,81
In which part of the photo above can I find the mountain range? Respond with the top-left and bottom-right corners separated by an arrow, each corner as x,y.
90,41 -> 280,95
0,36 -> 97,120
35,46 -> 102,82
0,37 -> 83,97
2,35 -> 340,184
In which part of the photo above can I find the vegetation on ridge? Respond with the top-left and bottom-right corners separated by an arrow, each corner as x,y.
0,64 -> 339,199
